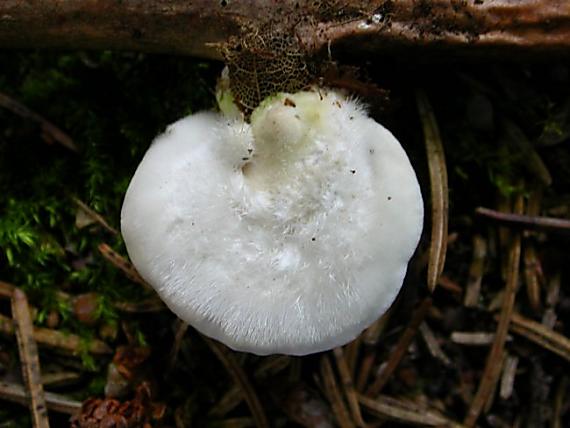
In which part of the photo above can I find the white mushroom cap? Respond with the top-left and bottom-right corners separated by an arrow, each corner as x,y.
121,89 -> 423,356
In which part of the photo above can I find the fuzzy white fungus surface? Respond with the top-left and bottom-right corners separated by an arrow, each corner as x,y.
121,90 -> 423,355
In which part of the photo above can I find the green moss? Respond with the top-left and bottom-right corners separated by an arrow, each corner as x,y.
0,51 -> 217,366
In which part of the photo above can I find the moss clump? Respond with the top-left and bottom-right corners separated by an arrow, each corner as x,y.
0,50 -> 216,355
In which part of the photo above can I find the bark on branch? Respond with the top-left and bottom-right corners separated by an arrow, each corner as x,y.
0,0 -> 569,60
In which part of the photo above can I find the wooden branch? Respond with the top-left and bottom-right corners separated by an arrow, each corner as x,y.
0,1 -> 569,60
0,92 -> 77,152
476,207 -> 570,235
11,289 -> 50,428
509,312 -> 570,362
0,381 -> 81,416
97,243 -> 153,292
0,313 -> 112,356
333,347 -> 365,427
72,197 -> 118,235
320,355 -> 354,428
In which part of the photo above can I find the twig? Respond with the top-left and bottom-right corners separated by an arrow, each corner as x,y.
355,349 -> 376,393
362,311 -> 392,347
542,273 -> 561,329
464,197 -> 522,427
451,332 -> 509,346
97,243 -> 153,292
523,186 -> 543,313
464,235 -> 487,307
0,313 -> 112,355
72,197 -> 118,235
509,313 -> 570,362
475,207 -> 570,234
211,387 -> 247,419
0,381 -> 81,415
0,91 -> 77,152
344,337 -> 361,377
484,353 -> 506,413
552,376 -> 568,428
366,298 -> 432,396
437,275 -> 463,296
11,289 -> 50,428
496,196 -> 512,282
0,279 -> 16,298
419,321 -> 451,366
499,354 -> 518,400
2,280 -> 68,303
356,310 -> 392,392
113,298 -> 166,313
202,336 -> 269,428
210,356 -> 291,418
167,319 -> 189,373
320,355 -> 354,428
416,90 -> 449,293
503,120 -> 552,186
41,372 -> 81,388
333,348 -> 365,427
256,356 -> 291,379
358,394 -> 464,427
523,245 -> 542,313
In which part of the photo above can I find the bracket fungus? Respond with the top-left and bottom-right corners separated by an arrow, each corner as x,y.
121,88 -> 423,355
